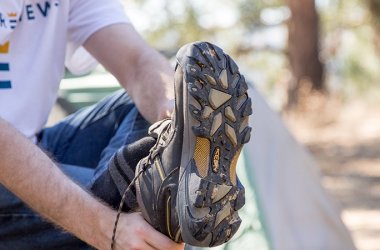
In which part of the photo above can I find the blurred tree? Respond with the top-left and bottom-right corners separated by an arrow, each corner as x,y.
367,0 -> 380,54
286,0 -> 325,107
149,1 -> 205,48
130,0 -> 328,107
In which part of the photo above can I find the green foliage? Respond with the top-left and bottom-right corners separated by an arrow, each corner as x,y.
146,1 -> 204,47
128,0 -> 380,100
319,0 -> 380,97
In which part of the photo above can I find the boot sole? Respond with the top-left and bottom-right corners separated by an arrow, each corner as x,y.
176,42 -> 252,247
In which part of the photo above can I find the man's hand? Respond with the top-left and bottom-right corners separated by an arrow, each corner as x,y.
0,118 -> 183,250
84,24 -> 175,123
110,212 -> 184,250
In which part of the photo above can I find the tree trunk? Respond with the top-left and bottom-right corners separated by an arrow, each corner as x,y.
286,0 -> 324,107
367,0 -> 380,55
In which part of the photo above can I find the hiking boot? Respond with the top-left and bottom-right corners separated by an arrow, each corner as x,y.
135,41 -> 252,247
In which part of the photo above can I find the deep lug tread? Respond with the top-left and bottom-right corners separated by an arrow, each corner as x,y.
193,45 -> 215,71
234,185 -> 245,211
188,54 -> 209,71
226,54 -> 239,74
187,84 -> 208,104
187,208 -> 213,241
194,43 -> 219,72
189,105 -> 202,119
241,98 -> 253,117
206,43 -> 226,66
192,126 -> 210,138
237,75 -> 248,96
179,42 -> 252,247
241,127 -> 252,144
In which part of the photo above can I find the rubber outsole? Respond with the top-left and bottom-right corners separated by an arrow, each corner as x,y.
176,42 -> 252,247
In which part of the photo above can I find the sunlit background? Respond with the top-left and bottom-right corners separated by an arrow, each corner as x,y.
125,0 -> 380,106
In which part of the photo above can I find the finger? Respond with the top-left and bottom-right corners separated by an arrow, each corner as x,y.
115,240 -> 156,250
141,222 -> 183,250
137,242 -> 156,250
147,241 -> 184,250
114,212 -> 160,250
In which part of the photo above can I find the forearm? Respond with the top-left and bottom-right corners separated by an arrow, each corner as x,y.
0,118 -> 113,249
84,24 -> 174,123
127,46 -> 174,122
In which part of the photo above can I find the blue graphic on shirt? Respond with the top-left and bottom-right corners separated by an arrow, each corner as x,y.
0,0 -> 60,29
0,13 -> 6,28
0,63 -> 11,88
37,2 -> 51,17
9,20 -> 17,29
0,1 -> 61,89
23,1 -> 60,20
0,63 -> 10,71
25,5 -> 35,20
0,81 -> 11,89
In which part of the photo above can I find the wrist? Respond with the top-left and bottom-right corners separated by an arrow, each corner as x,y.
90,204 -> 116,250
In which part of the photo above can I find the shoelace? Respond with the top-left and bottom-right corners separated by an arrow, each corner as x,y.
147,122 -> 172,159
110,121 -> 172,249
110,167 -> 146,250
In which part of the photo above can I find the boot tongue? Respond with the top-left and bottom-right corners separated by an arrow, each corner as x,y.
148,118 -> 172,138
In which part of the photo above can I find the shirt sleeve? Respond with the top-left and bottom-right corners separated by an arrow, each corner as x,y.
67,0 -> 130,46
0,1 -> 24,44
65,0 -> 130,75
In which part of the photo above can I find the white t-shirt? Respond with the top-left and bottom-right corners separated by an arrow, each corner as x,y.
0,0 -> 129,140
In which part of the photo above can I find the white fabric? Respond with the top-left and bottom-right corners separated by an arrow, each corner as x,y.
65,44 -> 98,76
245,87 -> 356,250
0,0 -> 129,140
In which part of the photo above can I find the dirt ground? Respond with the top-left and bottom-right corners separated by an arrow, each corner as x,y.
284,97 -> 380,250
